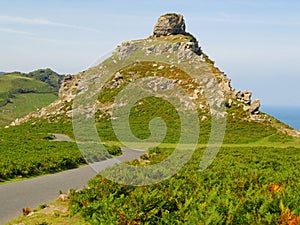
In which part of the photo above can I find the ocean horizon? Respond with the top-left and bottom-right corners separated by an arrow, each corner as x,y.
261,105 -> 300,131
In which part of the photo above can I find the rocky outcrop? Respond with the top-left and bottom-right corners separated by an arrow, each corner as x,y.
243,99 -> 261,114
177,41 -> 202,58
249,99 -> 261,114
153,14 -> 186,37
114,41 -> 136,60
234,89 -> 261,115
235,90 -> 252,104
58,74 -> 80,102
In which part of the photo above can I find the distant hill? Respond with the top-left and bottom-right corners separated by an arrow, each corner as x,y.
0,69 -> 64,126
0,72 -> 5,75
25,68 -> 64,92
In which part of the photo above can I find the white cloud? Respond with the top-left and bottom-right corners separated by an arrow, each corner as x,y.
0,27 -> 35,36
0,15 -> 101,33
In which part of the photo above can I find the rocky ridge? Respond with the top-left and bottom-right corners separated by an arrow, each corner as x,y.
8,14 -> 300,137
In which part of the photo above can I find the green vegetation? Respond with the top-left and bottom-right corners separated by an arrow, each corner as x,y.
0,73 -> 55,94
104,144 -> 122,156
25,68 -> 64,92
0,69 -> 63,126
0,120 -> 84,181
0,93 -> 56,123
69,146 -> 300,224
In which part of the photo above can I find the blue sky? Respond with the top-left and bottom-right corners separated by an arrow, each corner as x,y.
0,0 -> 300,106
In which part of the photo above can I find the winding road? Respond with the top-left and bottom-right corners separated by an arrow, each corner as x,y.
0,147 -> 146,224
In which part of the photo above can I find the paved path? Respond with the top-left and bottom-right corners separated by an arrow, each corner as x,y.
0,148 -> 146,224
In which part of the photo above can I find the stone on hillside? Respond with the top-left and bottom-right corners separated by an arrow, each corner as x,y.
153,13 -> 186,37
114,41 -> 136,60
249,99 -> 261,114
227,99 -> 233,107
235,90 -> 252,104
58,193 -> 69,201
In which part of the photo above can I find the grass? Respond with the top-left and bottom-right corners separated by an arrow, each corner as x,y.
0,72 -> 60,126
0,73 -> 56,93
0,120 -> 85,181
5,198 -> 89,225
0,93 -> 57,125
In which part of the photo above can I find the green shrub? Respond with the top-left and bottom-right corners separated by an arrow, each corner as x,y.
104,145 -> 122,156
70,146 -> 300,224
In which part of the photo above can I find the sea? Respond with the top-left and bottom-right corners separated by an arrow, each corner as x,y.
261,105 -> 300,131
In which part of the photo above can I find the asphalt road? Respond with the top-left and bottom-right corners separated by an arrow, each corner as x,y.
0,148 -> 146,224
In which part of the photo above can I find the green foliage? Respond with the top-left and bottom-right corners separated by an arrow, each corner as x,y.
104,145 -> 122,156
37,222 -> 49,225
0,120 -> 85,180
95,101 -> 291,146
0,72 -> 61,126
1,93 -> 56,121
38,204 -> 48,210
128,97 -> 181,143
268,133 -> 294,143
0,73 -> 56,94
70,146 -> 300,224
25,68 -> 64,91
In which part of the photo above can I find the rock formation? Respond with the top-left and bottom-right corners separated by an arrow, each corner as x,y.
249,99 -> 261,114
153,13 -> 186,37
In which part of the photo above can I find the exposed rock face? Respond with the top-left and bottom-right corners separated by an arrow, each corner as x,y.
177,41 -> 202,58
59,74 -> 79,101
114,41 -> 136,60
235,90 -> 252,104
153,14 -> 186,37
249,99 -> 261,114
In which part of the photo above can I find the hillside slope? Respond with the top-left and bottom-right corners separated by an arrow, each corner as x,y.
0,69 -> 63,126
25,68 -> 64,92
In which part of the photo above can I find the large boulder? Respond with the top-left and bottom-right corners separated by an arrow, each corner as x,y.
249,99 -> 261,114
235,90 -> 252,104
153,13 -> 186,37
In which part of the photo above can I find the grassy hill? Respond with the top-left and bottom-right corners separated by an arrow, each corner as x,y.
0,70 -> 63,126
25,68 -> 64,92
2,14 -> 300,225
